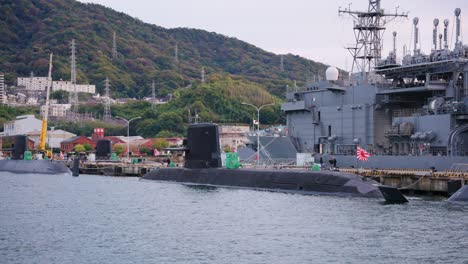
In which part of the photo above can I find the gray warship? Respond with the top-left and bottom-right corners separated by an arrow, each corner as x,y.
281,1 -> 468,170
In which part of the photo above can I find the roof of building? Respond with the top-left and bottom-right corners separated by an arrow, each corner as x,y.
149,137 -> 184,144
25,130 -> 41,136
48,129 -> 76,136
61,136 -> 91,144
104,136 -> 126,144
116,136 -> 144,143
128,139 -> 151,146
26,129 -> 76,137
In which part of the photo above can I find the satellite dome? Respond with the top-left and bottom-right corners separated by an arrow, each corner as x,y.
325,67 -> 339,81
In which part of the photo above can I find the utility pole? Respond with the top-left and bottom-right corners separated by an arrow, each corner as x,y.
116,116 -> 141,161
241,102 -> 275,166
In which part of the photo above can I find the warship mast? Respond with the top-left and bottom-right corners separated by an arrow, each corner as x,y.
339,0 -> 407,76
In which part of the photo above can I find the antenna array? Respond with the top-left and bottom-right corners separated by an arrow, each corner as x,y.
339,0 -> 408,74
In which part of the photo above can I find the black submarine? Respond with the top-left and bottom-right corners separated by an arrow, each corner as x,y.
143,124 -> 407,201
0,135 -> 71,175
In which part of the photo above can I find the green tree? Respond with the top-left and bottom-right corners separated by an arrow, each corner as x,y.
114,144 -> 125,156
83,143 -> 93,151
223,145 -> 232,153
156,112 -> 184,134
155,130 -> 176,138
152,138 -> 169,150
74,144 -> 86,152
140,147 -> 151,156
50,90 -> 69,103
136,119 -> 159,138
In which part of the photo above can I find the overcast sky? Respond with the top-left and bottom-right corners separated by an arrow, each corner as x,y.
78,0 -> 468,70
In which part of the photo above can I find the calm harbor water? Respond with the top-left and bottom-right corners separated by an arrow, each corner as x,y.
0,173 -> 467,264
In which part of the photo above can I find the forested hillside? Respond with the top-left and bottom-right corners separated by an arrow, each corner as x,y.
0,0 -> 328,98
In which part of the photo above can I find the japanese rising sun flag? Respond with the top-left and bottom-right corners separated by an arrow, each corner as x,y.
356,146 -> 370,161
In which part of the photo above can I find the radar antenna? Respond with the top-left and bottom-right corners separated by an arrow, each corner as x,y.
455,8 -> 462,46
339,0 -> 407,74
433,19 -> 439,50
443,19 -> 449,49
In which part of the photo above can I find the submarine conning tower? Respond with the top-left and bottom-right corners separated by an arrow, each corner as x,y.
184,123 -> 222,169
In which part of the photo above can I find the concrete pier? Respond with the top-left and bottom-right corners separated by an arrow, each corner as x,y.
340,168 -> 468,195
78,161 -> 161,177
73,161 -> 467,195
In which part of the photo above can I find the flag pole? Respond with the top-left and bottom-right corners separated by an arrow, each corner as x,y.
356,146 -> 359,173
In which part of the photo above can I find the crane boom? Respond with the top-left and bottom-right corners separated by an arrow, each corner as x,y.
39,53 -> 53,151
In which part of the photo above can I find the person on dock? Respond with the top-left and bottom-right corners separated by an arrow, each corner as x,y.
329,156 -> 337,169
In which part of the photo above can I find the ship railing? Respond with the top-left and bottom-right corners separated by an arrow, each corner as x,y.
449,163 -> 468,172
240,158 -> 296,168
376,83 -> 394,89
392,108 -> 421,117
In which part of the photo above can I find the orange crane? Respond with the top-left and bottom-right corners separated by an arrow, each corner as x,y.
39,53 -> 53,155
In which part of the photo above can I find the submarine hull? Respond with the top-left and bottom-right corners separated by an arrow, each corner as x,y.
448,185 -> 468,203
142,168 -> 383,198
0,160 -> 71,175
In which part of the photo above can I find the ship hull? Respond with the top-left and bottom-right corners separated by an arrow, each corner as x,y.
142,168 -> 383,198
0,160 -> 71,175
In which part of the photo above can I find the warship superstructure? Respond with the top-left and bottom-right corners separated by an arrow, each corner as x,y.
281,1 -> 468,170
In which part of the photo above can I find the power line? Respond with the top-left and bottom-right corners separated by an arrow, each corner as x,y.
104,76 -> 111,121
151,80 -> 156,110
174,42 -> 179,63
69,39 -> 78,120
112,31 -> 118,59
280,55 -> 284,71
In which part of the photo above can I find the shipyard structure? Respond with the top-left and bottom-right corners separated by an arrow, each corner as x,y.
282,1 -> 468,170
